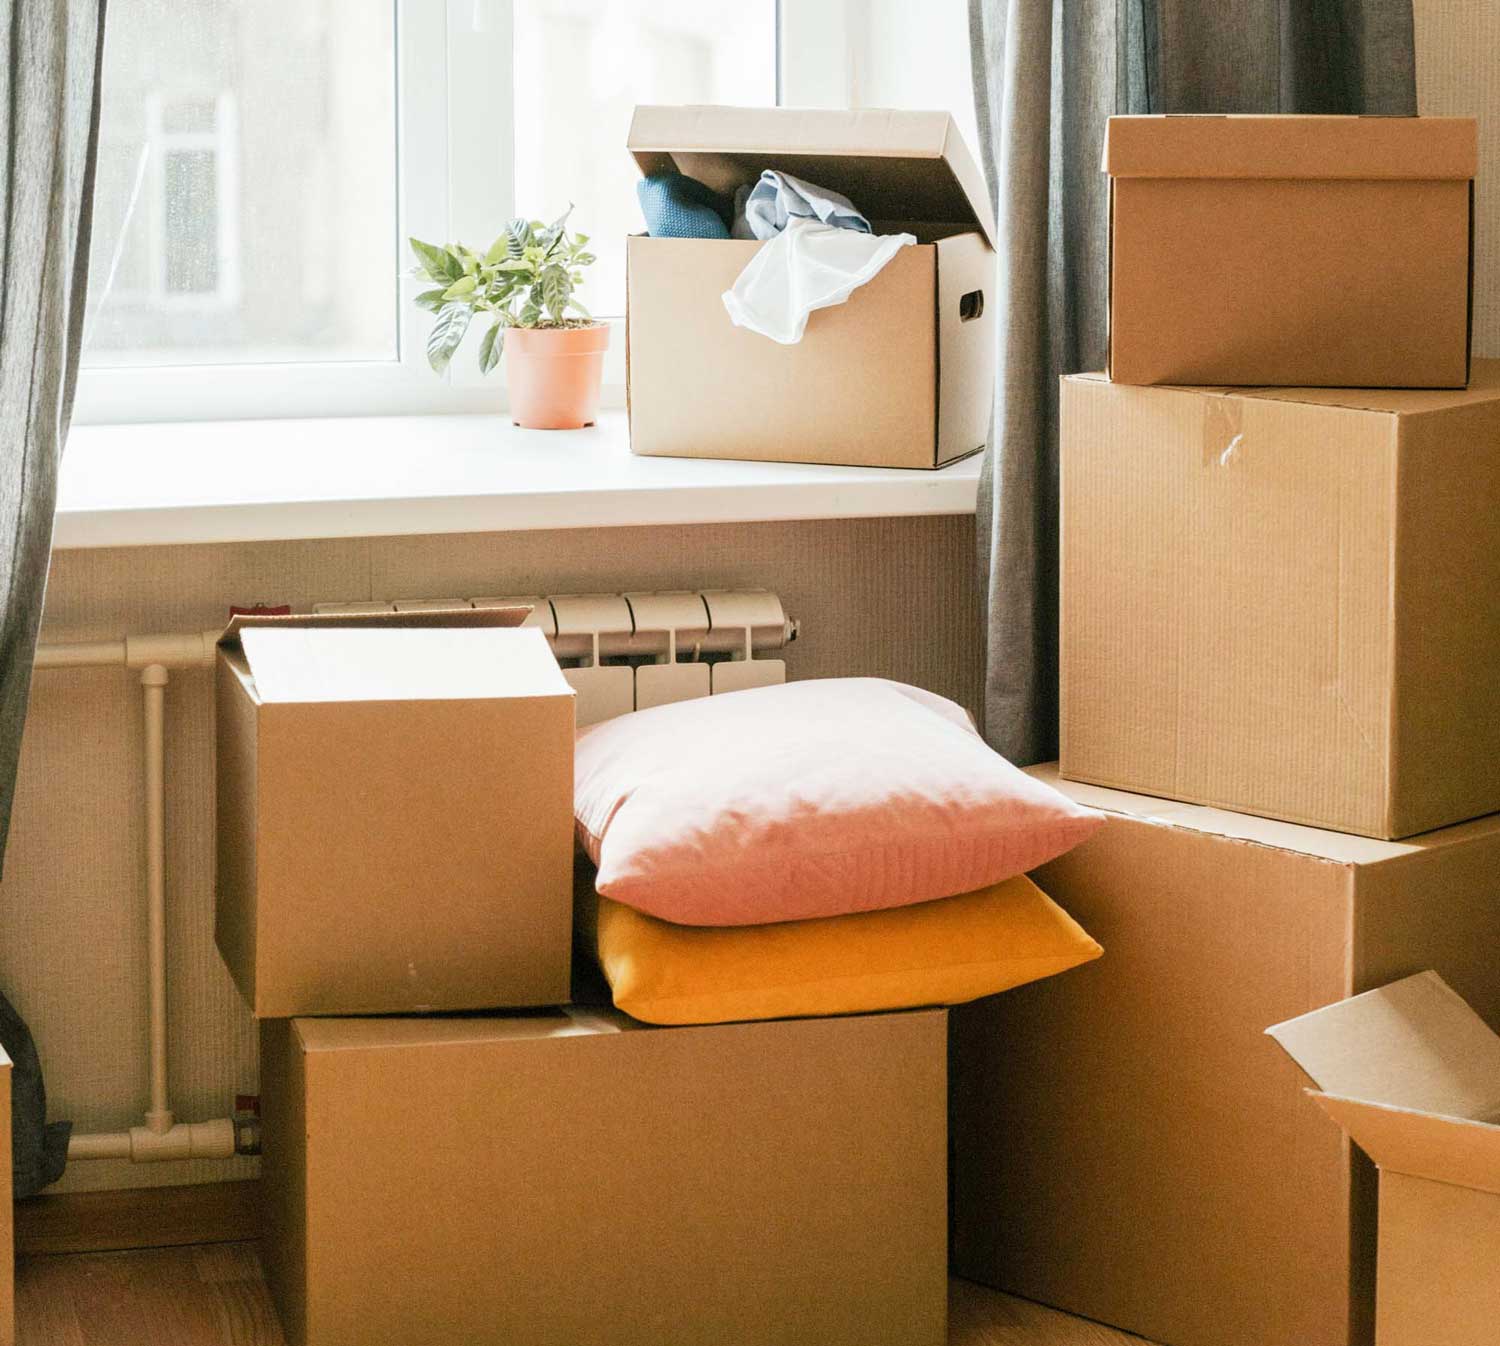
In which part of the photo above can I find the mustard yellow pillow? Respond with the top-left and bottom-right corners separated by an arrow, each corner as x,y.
582,874 -> 1102,1026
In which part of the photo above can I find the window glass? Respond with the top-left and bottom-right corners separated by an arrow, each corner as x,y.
513,0 -> 779,319
83,0 -> 398,368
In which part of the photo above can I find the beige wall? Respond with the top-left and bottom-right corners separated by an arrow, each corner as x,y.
1415,0 -> 1500,356
0,516 -> 980,1193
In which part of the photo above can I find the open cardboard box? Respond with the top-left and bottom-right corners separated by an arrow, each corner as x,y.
1105,114 -> 1477,388
626,105 -> 996,469
1269,973 -> 1500,1346
215,608 -> 575,1018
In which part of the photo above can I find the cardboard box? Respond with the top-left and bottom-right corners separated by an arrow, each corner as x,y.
626,105 -> 996,469
1105,114 -> 1476,387
260,1007 -> 947,1346
950,765 -> 1500,1346
1269,973 -> 1500,1346
215,609 -> 574,1017
1059,364 -> 1500,839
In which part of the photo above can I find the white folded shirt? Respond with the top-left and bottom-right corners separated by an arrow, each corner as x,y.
722,219 -> 916,345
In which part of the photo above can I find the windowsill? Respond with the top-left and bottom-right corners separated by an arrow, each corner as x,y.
55,411 -> 983,551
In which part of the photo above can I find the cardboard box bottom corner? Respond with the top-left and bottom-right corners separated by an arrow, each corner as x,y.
260,1007 -> 948,1346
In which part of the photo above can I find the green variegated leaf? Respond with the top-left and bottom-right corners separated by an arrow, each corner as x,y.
442,274 -> 478,300
540,266 -> 569,322
413,287 -> 447,313
505,217 -> 530,258
409,237 -> 460,283
426,302 -> 473,373
478,320 -> 504,374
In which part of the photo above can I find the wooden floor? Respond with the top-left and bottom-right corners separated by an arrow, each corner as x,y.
12,1243 -> 1148,1345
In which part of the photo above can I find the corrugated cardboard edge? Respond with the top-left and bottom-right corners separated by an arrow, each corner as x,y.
217,606 -> 532,653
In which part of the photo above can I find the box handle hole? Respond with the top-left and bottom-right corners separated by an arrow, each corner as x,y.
959,290 -> 984,322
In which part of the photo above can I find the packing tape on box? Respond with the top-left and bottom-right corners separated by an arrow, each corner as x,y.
1201,394 -> 1245,469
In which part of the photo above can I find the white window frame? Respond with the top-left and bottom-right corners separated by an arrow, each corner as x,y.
73,0 -> 846,427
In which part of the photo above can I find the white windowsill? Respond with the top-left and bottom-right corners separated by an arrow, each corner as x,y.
55,411 -> 983,551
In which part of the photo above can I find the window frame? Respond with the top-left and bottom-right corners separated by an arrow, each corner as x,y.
72,0 -> 839,427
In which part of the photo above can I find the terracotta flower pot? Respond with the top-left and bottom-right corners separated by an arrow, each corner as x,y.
505,323 -> 610,430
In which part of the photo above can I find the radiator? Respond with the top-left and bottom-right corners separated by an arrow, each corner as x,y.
311,588 -> 796,726
34,587 -> 796,1163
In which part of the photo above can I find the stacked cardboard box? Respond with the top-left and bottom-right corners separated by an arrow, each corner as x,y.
216,610 -> 947,1346
952,115 -> 1499,1346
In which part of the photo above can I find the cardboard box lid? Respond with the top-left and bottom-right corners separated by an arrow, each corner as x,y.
1267,973 -> 1500,1195
1103,114 -> 1478,180
627,104 -> 996,248
218,608 -> 573,705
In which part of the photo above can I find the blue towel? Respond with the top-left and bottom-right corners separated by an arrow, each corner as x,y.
731,171 -> 872,241
637,172 -> 731,239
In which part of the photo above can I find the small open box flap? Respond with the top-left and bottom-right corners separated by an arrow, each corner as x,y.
1268,972 -> 1500,1190
1309,1093 -> 1500,1196
219,609 -> 572,705
627,104 -> 996,249
1103,114 -> 1478,180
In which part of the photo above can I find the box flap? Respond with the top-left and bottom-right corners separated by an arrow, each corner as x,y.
627,104 -> 996,249
1267,972 -> 1500,1122
1310,1093 -> 1500,1196
233,624 -> 572,705
218,605 -> 530,651
1103,114 -> 1477,180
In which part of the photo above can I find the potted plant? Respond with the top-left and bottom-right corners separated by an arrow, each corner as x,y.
408,210 -> 607,430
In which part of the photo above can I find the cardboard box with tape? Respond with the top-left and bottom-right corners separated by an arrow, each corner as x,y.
1059,365 -> 1500,839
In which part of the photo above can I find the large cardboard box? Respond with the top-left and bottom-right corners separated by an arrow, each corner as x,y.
260,1007 -> 947,1346
1060,364 -> 1500,839
1105,114 -> 1476,387
215,609 -> 574,1017
626,105 -> 996,469
1269,973 -> 1500,1346
950,766 -> 1500,1346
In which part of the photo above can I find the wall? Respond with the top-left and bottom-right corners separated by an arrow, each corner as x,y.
1414,0 -> 1500,356
0,516 -> 981,1193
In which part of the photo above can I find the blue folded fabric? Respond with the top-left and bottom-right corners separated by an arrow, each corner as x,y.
637,171 -> 731,239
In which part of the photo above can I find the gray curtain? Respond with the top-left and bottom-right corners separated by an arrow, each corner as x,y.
1,0 -> 107,1196
968,0 -> 1417,765
1,0 -> 105,857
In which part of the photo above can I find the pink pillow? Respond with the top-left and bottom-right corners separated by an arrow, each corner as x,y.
573,678 -> 1103,926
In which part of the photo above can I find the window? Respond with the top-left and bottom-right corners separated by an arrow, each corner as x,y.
84,0 -> 396,375
75,0 -> 791,425
513,1 -> 778,319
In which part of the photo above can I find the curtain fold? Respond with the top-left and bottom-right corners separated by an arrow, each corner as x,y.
1,0 -> 106,861
968,0 -> 1417,766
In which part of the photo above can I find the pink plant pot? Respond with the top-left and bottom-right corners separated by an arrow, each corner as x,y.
505,324 -> 610,430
